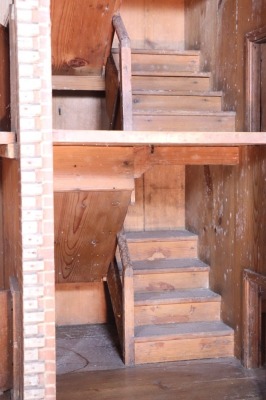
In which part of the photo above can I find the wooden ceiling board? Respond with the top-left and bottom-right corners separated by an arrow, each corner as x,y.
51,0 -> 121,75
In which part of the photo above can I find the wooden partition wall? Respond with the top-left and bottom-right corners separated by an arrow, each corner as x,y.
185,0 -> 266,359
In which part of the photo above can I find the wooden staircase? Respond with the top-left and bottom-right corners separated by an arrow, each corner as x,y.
118,230 -> 234,365
107,31 -> 235,365
112,48 -> 236,132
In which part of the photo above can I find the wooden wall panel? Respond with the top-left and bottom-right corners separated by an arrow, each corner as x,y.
118,0 -> 185,50
55,282 -> 110,326
51,0 -> 121,74
261,44 -> 266,132
53,92 -> 109,130
0,25 -> 10,131
125,165 -> 185,231
54,190 -> 131,283
185,0 -> 266,130
0,290 -> 11,391
2,159 -> 21,288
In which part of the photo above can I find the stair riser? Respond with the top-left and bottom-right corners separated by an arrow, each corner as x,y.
134,271 -> 209,292
132,76 -> 210,92
135,301 -> 221,326
128,240 -> 198,261
133,115 -> 235,132
133,95 -> 222,112
135,335 -> 234,364
131,54 -> 200,73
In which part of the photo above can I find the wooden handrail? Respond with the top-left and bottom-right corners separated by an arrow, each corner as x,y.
117,230 -> 135,365
112,14 -> 133,131
243,269 -> 266,368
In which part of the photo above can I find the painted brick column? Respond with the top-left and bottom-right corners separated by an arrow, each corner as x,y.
14,1 -> 55,399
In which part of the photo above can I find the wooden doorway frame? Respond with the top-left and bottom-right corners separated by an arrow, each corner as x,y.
245,26 -> 266,131
243,269 -> 266,368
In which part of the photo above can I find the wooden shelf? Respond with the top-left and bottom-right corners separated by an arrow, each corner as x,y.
52,75 -> 105,91
53,129 -> 266,146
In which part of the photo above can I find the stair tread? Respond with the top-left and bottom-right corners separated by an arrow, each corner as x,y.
133,258 -> 209,274
112,48 -> 201,56
133,110 -> 236,117
126,229 -> 197,242
135,288 -> 221,304
133,90 -> 223,97
132,71 -> 211,78
135,321 -> 234,340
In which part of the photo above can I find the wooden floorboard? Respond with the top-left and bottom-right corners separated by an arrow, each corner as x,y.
57,357 -> 266,400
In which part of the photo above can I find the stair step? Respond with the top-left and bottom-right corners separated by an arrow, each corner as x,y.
133,92 -> 222,112
133,111 -> 236,132
135,288 -> 220,304
134,289 -> 221,326
132,258 -> 209,291
126,230 -> 198,262
112,49 -> 201,74
132,74 -> 210,92
134,321 -> 234,364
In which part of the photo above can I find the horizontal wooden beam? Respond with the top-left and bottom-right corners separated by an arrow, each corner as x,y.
52,75 -> 105,91
53,130 -> 266,146
0,132 -> 16,144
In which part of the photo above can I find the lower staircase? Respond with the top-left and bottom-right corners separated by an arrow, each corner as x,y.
116,230 -> 234,365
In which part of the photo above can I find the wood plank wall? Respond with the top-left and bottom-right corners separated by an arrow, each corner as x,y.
185,0 -> 266,359
118,0 -> 185,50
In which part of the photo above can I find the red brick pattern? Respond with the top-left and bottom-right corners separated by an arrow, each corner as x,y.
15,0 -> 55,399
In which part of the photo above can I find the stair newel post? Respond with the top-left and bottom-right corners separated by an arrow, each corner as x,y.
112,13 -> 133,131
117,231 -> 135,365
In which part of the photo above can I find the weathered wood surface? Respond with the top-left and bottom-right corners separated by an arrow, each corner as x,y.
57,357 -> 266,400
105,55 -> 119,128
54,191 -> 131,283
51,0 -> 121,74
113,14 -> 133,131
0,290 -> 11,392
53,146 -> 134,191
107,262 -> 123,347
117,232 -> 135,365
243,269 -> 266,368
53,129 -> 266,146
55,282 -> 109,326
0,25 -> 10,131
117,0 -> 185,50
52,75 -> 105,91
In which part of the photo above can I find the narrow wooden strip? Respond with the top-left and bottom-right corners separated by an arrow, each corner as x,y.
107,262 -> 123,347
53,130 -> 266,146
52,75 -> 105,91
0,132 -> 16,144
0,290 -> 12,391
0,143 -> 19,159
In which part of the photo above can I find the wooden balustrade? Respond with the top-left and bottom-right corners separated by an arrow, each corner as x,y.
117,230 -> 135,365
112,14 -> 133,131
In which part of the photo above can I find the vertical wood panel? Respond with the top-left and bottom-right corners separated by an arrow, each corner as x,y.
144,165 -> 185,230
261,44 -> 266,131
119,0 -> 185,50
0,290 -> 11,392
0,25 -> 10,131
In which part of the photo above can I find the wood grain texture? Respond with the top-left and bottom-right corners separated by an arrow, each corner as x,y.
0,290 -> 11,391
0,25 -> 10,132
144,165 -> 185,230
107,262 -> 123,346
51,0 -> 121,74
117,0 -> 184,50
54,191 -> 131,283
55,282 -> 110,325
53,146 -> 134,191
52,75 -> 105,91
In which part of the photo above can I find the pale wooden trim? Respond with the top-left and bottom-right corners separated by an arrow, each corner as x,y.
53,129 -> 266,146
0,132 -> 16,144
0,0 -> 11,27
52,75 -> 105,91
243,269 -> 266,368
